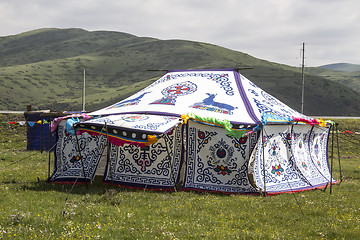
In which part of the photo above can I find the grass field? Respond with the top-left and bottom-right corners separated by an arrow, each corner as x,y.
0,114 -> 359,239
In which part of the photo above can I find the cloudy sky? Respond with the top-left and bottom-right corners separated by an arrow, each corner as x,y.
1,0 -> 359,67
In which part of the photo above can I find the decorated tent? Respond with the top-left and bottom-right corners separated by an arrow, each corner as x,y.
49,69 -> 334,194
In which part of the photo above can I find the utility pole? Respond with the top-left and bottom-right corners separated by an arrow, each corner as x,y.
301,43 -> 305,114
82,69 -> 86,112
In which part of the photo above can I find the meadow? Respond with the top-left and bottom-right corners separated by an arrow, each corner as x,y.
0,114 -> 359,239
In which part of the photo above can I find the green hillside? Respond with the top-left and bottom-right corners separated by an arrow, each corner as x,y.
0,28 -> 359,116
307,66 -> 360,94
318,63 -> 360,72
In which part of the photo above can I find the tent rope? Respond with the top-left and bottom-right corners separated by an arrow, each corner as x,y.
335,123 -> 342,184
0,151 -> 40,171
262,126 -> 305,216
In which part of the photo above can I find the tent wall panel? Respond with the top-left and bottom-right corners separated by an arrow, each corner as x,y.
309,125 -> 333,182
49,120 -> 107,182
182,120 -> 258,193
253,125 -> 332,194
253,125 -> 309,193
103,125 -> 183,190
290,125 -> 329,187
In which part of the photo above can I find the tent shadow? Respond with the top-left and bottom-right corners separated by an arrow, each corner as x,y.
17,176 -> 151,196
18,176 -> 260,197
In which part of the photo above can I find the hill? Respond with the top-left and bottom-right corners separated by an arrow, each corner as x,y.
307,66 -> 360,94
0,28 -> 359,116
318,63 -> 360,72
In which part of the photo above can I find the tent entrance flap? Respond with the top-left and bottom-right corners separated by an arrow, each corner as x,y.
75,114 -> 183,147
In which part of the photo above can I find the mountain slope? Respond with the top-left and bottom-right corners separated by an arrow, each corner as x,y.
0,28 -> 359,116
307,66 -> 360,94
319,63 -> 360,72
0,28 -> 154,67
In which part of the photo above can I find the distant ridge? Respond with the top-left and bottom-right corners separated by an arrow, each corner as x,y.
318,63 -> 360,72
0,28 -> 360,116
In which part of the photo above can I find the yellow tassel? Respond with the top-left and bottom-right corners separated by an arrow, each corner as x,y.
181,114 -> 190,124
317,118 -> 326,127
146,135 -> 159,145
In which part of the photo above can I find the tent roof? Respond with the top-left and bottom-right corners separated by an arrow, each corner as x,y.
90,69 -> 308,125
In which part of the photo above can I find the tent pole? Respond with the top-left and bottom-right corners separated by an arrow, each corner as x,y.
40,119 -> 44,153
105,122 -> 113,184
335,123 -> 342,184
48,120 -> 52,180
164,135 -> 177,192
74,126 -> 89,189
330,123 -> 335,194
262,128 -> 267,197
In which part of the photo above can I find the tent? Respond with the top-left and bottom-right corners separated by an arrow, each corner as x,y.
49,69 -> 334,194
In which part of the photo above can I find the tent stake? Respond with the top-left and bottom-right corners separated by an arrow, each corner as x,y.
261,128 -> 267,197
74,127 -> 89,189
164,135 -> 177,192
335,123 -> 342,184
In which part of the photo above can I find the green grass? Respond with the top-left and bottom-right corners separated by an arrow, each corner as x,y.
1,114 -> 360,239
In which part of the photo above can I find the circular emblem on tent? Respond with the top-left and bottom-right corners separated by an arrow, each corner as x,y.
261,91 -> 283,106
162,81 -> 197,97
239,137 -> 247,144
122,115 -> 149,122
216,148 -> 226,158
198,131 -> 205,139
209,139 -> 234,168
151,81 -> 197,105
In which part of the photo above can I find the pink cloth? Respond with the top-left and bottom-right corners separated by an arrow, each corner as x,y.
51,113 -> 92,132
292,117 -> 319,126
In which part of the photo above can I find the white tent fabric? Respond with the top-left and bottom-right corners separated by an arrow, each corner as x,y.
251,124 -> 333,194
90,69 -> 308,125
182,119 -> 259,193
103,125 -> 183,190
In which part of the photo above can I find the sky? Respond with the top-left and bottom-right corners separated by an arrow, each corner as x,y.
0,0 -> 359,67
